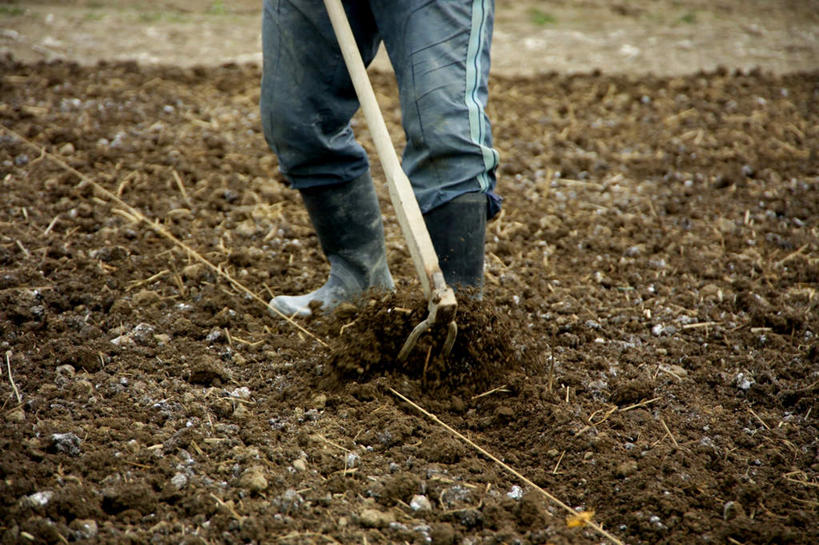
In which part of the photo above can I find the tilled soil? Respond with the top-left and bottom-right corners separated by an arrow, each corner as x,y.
1,58 -> 817,544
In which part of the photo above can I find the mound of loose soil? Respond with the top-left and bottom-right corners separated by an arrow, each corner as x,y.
319,291 -> 537,394
0,57 -> 817,545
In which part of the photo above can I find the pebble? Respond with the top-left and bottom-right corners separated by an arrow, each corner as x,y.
235,219 -> 258,238
170,472 -> 188,490
453,508 -> 483,528
72,379 -> 94,398
345,452 -> 360,469
292,458 -> 307,472
359,508 -> 394,528
26,490 -> 54,507
51,432 -> 82,456
440,485 -> 472,508
660,363 -> 689,378
231,386 -> 251,399
110,334 -> 135,347
181,263 -> 206,281
723,500 -> 745,521
507,485 -> 524,500
239,467 -> 267,493
735,372 -> 754,391
278,488 -> 303,514
58,142 -> 75,155
130,323 -> 156,344
124,439 -> 140,454
232,404 -> 250,421
334,302 -> 358,318
205,329 -> 224,343
409,494 -> 432,512
69,519 -> 98,540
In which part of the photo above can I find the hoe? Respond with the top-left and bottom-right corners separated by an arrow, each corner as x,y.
323,0 -> 460,361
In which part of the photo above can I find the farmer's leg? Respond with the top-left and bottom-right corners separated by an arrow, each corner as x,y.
370,0 -> 499,289
261,0 -> 393,317
261,0 -> 380,187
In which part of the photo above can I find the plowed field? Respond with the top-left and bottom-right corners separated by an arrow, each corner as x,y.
1,56 -> 817,545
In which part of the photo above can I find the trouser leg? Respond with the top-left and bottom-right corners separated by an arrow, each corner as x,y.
368,0 -> 500,216
260,0 -> 499,299
369,0 -> 499,288
261,1 -> 394,316
260,0 -> 380,188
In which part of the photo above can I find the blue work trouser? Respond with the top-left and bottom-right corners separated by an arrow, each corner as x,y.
260,0 -> 501,217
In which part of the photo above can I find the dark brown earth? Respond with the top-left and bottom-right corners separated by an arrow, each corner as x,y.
1,57 -> 817,545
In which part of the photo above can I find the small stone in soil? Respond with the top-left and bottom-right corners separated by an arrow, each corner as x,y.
723,500 -> 745,521
277,488 -> 303,514
440,485 -> 472,509
345,452 -> 360,468
232,404 -> 250,421
69,519 -> 98,540
188,359 -> 228,385
230,386 -> 251,399
171,473 -> 188,490
410,494 -> 432,512
50,432 -> 82,456
507,485 -> 524,500
130,323 -> 156,344
26,490 -> 54,507
55,364 -> 75,378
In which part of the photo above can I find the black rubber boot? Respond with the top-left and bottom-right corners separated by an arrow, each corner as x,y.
423,192 -> 487,292
270,172 -> 394,317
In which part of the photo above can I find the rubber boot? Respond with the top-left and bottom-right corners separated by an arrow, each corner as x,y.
423,192 -> 487,292
270,173 -> 394,317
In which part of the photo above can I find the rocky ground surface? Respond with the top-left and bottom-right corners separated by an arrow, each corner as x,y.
1,56 -> 817,544
1,1 -> 818,544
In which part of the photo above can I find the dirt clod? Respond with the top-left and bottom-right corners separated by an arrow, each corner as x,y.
359,508 -> 394,528
101,483 -> 156,515
430,522 -> 457,545
239,467 -> 268,494
187,358 -> 229,385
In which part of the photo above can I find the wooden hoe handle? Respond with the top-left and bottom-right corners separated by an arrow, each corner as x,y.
322,0 -> 447,301
323,0 -> 458,360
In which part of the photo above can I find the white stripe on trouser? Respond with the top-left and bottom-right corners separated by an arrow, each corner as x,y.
465,0 -> 496,192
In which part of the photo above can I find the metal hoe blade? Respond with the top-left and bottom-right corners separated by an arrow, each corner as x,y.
397,272 -> 457,362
